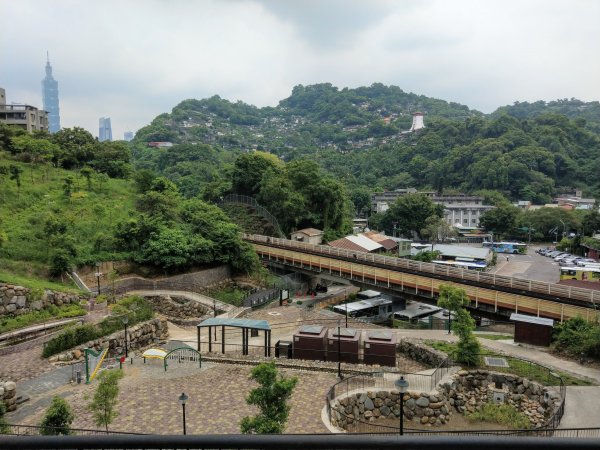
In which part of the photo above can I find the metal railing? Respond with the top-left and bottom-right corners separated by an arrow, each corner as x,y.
4,423 -> 145,436
2,433 -> 600,449
244,233 -> 600,309
219,194 -> 285,238
243,287 -> 280,308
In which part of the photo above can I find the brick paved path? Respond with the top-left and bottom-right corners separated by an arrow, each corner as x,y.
14,361 -> 336,434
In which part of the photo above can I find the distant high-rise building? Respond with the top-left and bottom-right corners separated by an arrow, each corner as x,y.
41,52 -> 61,133
99,117 -> 112,142
123,131 -> 134,141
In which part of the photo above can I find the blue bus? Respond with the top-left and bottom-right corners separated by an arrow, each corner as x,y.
483,241 -> 528,254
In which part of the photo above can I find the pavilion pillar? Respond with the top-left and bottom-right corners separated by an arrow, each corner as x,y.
267,330 -> 272,357
222,326 -> 225,354
242,327 -> 246,355
197,326 -> 201,353
264,331 -> 268,357
208,326 -> 212,353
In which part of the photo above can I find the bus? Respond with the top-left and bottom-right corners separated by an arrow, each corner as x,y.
432,260 -> 487,271
483,241 -> 528,254
560,267 -> 600,282
333,291 -> 393,323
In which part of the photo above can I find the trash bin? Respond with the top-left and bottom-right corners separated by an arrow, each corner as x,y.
275,340 -> 293,359
76,370 -> 82,384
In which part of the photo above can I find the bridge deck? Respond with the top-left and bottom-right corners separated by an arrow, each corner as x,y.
243,234 -> 600,323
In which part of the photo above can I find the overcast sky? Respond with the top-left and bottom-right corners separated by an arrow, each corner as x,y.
2,0 -> 599,139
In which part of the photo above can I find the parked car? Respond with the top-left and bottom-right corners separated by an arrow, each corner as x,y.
577,258 -> 597,266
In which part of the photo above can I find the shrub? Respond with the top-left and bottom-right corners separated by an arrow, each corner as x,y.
42,324 -> 98,358
553,317 -> 600,359
40,396 -> 74,435
467,403 -> 531,429
41,296 -> 153,357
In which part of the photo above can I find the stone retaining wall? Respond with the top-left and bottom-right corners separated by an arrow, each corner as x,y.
440,369 -> 561,428
49,318 -> 169,363
331,389 -> 452,429
0,283 -> 84,317
0,380 -> 17,413
397,338 -> 448,367
144,295 -> 209,319
330,369 -> 562,430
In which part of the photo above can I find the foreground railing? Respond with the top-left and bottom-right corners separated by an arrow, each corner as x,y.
1,433 -> 600,449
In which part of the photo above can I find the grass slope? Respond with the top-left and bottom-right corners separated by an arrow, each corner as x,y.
0,153 -> 136,280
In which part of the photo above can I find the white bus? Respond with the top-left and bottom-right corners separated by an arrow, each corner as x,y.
333,291 -> 393,323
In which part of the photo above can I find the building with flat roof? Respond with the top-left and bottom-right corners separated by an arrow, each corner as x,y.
371,190 -> 493,227
0,88 -> 49,133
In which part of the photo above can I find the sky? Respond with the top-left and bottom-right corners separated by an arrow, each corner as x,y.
1,0 -> 599,139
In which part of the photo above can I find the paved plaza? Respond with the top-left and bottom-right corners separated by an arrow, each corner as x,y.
4,302 -> 600,435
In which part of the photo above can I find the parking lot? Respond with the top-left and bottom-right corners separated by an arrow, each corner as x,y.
488,244 -> 561,283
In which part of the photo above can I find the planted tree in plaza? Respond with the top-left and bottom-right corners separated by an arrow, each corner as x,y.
240,362 -> 298,434
89,369 -> 124,432
40,396 -> 74,435
0,402 -> 9,434
437,284 -> 481,366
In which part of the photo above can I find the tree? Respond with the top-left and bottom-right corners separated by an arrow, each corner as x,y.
49,249 -> 71,279
88,369 -> 124,432
240,362 -> 298,434
437,284 -> 481,366
380,194 -> 444,239
63,175 -> 74,198
420,216 -> 457,243
40,396 -> 74,435
0,401 -> 9,434
232,151 -> 283,196
479,204 -> 521,237
80,167 -> 94,190
9,165 -> 23,196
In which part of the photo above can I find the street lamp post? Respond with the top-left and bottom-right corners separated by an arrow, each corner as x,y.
95,262 -> 101,295
395,375 -> 409,435
121,316 -> 129,358
337,319 -> 342,379
178,392 -> 188,435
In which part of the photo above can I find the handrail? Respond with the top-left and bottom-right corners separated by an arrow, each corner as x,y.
243,233 -> 599,306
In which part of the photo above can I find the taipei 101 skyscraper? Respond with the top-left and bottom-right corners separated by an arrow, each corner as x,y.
42,52 -> 61,133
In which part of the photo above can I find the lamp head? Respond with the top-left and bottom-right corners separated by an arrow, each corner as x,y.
122,316 -> 129,325
395,375 -> 409,393
179,392 -> 188,405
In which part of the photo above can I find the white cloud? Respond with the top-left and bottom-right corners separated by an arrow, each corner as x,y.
1,0 -> 598,138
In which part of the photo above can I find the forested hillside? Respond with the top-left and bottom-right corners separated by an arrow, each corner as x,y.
132,83 -> 600,204
493,99 -> 600,133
